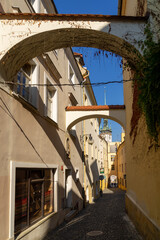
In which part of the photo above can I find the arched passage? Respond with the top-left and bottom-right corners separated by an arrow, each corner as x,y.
0,14 -> 147,81
66,105 -> 126,131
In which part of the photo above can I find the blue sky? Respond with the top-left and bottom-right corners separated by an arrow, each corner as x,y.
54,0 -> 124,141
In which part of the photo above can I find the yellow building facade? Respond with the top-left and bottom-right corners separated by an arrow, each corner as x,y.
119,0 -> 160,239
116,141 -> 126,190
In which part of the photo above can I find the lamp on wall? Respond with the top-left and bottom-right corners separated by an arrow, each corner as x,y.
80,134 -> 94,145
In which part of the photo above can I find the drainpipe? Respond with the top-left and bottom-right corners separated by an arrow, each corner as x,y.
82,69 -> 89,79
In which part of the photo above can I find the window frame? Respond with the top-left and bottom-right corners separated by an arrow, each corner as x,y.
16,60 -> 39,109
68,62 -> 75,85
28,0 -> 40,13
111,164 -> 115,170
15,168 -> 54,234
9,161 -> 58,240
44,73 -> 58,123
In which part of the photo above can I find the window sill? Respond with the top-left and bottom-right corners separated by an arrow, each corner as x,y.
68,79 -> 75,90
69,129 -> 76,138
16,211 -> 57,240
12,92 -> 59,129
12,92 -> 38,113
44,116 -> 58,128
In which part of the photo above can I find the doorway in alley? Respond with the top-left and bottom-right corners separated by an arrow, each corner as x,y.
65,169 -> 72,208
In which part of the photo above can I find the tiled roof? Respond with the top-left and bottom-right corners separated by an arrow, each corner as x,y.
74,52 -> 83,57
66,105 -> 125,111
0,13 -> 148,21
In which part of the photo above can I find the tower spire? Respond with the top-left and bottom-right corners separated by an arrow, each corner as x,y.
100,87 -> 112,142
104,87 -> 107,105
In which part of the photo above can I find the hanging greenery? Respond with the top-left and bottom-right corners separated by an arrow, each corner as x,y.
135,23 -> 160,144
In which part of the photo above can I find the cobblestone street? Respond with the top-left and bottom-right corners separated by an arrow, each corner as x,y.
45,189 -> 143,240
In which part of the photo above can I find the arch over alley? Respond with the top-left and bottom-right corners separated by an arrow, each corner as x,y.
0,13 -> 147,81
66,105 -> 126,130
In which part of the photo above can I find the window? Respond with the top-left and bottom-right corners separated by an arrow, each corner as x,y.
15,168 -> 54,235
110,145 -> 116,153
85,137 -> 89,156
91,145 -> 94,159
45,76 -> 57,122
111,165 -> 115,170
75,168 -> 79,181
68,63 -> 75,84
84,94 -> 87,106
90,118 -> 93,125
95,118 -> 97,132
68,92 -> 77,134
28,0 -> 40,13
111,155 -> 115,161
53,50 -> 58,57
17,61 -> 38,108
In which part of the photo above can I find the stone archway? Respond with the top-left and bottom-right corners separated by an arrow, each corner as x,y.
0,14 -> 147,81
66,105 -> 126,130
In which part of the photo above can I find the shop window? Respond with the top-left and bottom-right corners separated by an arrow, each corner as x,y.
15,168 -> 54,235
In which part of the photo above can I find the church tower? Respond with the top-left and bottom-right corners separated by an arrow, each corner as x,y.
100,89 -> 112,142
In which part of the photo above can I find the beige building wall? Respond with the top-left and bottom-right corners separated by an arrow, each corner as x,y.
99,136 -> 108,190
75,55 -> 106,203
0,1 -> 85,240
120,0 -> 160,239
83,81 -> 101,202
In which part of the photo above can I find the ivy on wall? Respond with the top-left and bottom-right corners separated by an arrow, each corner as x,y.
133,22 -> 160,145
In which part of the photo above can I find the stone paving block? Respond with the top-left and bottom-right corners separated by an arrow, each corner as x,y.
43,189 -> 143,240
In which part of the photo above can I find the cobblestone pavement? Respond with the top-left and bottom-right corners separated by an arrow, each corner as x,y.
45,188 -> 143,240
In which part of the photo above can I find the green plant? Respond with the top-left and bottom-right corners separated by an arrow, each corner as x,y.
135,23 -> 160,143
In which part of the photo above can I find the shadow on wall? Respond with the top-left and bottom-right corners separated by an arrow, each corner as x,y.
0,87 -> 84,199
0,3 -> 4,13
90,160 -> 100,198
0,85 -> 106,239
41,184 -> 83,240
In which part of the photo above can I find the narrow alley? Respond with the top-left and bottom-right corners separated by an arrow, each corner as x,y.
44,189 -> 143,240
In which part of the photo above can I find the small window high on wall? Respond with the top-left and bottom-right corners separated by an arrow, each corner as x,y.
15,168 -> 55,235
68,63 -> 75,85
44,75 -> 58,123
